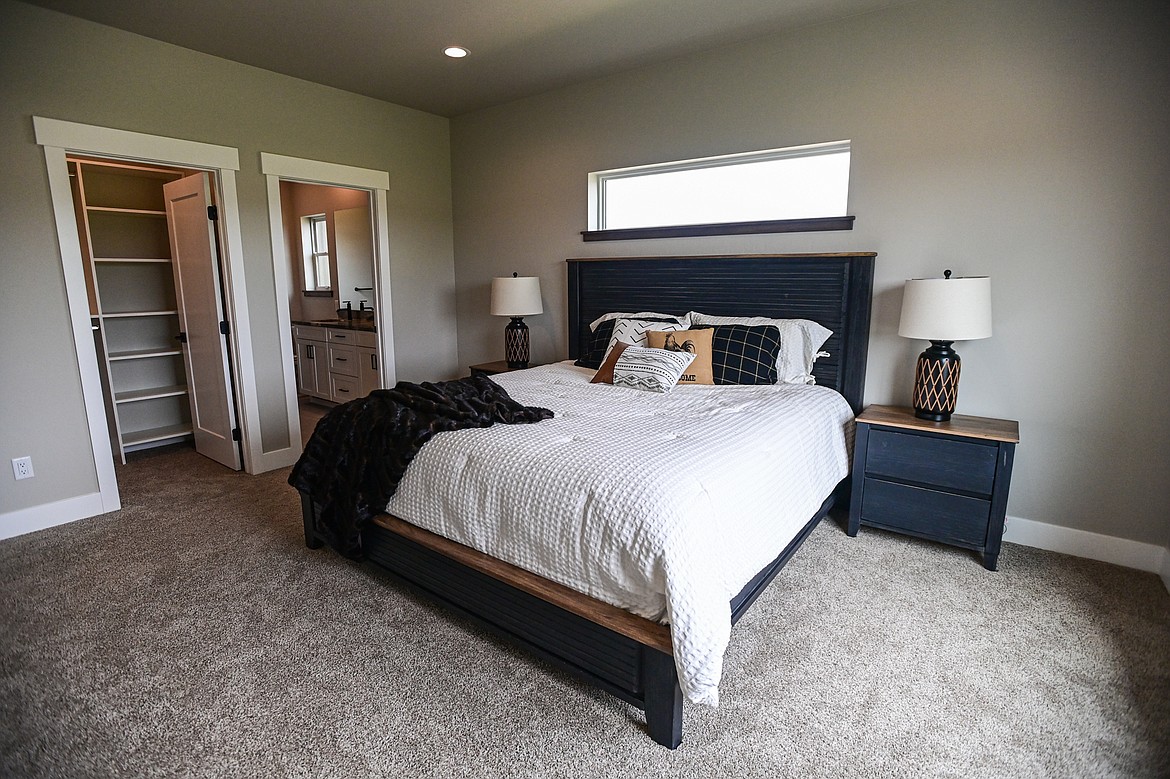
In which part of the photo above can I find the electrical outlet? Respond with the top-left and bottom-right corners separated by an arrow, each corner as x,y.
12,456 -> 34,480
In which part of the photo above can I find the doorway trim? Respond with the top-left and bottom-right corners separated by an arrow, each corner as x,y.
34,117 -> 262,520
260,152 -> 396,452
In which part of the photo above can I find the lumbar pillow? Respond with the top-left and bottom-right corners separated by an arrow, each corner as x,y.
645,328 -> 714,385
701,323 -> 783,385
611,346 -> 696,393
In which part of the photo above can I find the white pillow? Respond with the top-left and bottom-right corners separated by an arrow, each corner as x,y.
612,346 -> 696,393
589,311 -> 691,331
687,312 -> 832,385
605,317 -> 686,359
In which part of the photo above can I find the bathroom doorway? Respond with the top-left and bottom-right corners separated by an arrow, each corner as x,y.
261,152 -> 397,453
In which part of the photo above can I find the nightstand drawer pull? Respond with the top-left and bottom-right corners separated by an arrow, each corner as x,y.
866,430 -> 997,495
861,478 -> 990,547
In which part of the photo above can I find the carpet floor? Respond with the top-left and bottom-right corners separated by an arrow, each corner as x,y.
1,445 -> 1167,778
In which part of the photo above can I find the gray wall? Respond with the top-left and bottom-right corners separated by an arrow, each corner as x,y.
451,0 -> 1170,545
0,0 -> 457,515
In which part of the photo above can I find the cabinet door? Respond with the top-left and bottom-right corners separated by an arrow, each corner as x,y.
358,346 -> 381,397
164,173 -> 241,471
296,340 -> 318,396
313,344 -> 331,400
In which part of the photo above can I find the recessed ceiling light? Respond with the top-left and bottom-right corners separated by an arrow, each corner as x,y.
443,46 -> 470,58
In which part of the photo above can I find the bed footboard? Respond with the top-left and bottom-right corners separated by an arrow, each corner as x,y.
298,491 -> 684,747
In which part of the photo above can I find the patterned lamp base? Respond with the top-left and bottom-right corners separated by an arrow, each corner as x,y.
504,317 -> 530,369
912,340 -> 961,421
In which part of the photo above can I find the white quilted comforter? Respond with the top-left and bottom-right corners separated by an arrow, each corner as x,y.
385,362 -> 854,705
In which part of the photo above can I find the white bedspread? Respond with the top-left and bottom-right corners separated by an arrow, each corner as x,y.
385,362 -> 853,705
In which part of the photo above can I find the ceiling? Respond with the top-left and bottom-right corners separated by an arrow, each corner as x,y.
25,0 -> 901,117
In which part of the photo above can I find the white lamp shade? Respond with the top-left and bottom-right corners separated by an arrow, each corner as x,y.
490,276 -> 543,317
898,275 -> 992,341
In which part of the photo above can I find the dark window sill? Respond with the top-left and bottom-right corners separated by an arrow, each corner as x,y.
302,290 -> 333,298
581,216 -> 854,242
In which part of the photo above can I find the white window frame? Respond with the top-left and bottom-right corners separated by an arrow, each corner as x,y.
586,140 -> 853,240
302,214 -> 331,291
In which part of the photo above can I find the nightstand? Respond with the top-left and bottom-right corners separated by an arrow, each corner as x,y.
848,404 -> 1018,570
469,360 -> 529,377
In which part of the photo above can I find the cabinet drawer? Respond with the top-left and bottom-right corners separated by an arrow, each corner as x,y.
353,330 -> 377,348
326,328 -> 359,344
330,373 -> 359,402
293,325 -> 326,342
860,477 -> 990,547
866,429 -> 997,495
328,344 -> 359,377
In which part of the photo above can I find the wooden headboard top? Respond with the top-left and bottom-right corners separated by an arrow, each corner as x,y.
566,253 -> 875,413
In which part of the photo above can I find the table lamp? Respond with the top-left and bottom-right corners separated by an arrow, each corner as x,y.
490,273 -> 543,369
898,270 -> 992,421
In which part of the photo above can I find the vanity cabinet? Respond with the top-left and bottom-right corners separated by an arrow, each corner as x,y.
294,325 -> 381,403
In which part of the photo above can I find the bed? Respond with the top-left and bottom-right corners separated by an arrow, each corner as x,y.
298,253 -> 875,747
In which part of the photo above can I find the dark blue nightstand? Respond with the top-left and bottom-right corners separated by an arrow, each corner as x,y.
848,405 -> 1019,570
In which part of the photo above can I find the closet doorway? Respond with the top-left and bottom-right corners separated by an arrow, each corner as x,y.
37,116 -> 261,523
68,156 -> 242,470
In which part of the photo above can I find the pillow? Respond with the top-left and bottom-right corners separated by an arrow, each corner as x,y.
604,317 -> 686,360
611,346 -> 696,393
588,311 -> 690,332
688,312 -> 832,384
645,328 -> 714,385
575,312 -> 685,370
701,324 -> 782,385
589,340 -> 631,384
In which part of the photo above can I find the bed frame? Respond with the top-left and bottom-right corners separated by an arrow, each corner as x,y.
300,253 -> 874,748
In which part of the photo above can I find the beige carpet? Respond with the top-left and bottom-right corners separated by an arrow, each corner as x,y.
1,445 -> 1168,778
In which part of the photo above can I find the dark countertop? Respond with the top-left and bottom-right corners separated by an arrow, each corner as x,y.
292,318 -> 376,332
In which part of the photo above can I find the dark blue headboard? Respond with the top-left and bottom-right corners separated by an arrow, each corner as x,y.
566,253 -> 875,413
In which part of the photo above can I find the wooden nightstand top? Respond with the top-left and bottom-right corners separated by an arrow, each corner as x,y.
470,360 -> 534,376
857,404 -> 1019,444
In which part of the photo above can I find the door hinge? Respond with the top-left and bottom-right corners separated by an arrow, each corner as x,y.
207,204 -> 219,221
219,320 -> 230,336
231,427 -> 241,442
176,331 -> 188,344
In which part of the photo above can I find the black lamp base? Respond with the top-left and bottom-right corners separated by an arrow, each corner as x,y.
504,317 -> 530,369
912,340 -> 961,421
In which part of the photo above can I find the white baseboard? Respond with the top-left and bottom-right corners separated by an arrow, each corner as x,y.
1004,515 -> 1169,586
0,492 -> 110,541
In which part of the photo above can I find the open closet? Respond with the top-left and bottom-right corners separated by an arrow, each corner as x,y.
68,156 -> 242,470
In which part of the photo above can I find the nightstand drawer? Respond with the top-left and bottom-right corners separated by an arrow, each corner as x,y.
866,429 -> 997,495
860,478 -> 991,547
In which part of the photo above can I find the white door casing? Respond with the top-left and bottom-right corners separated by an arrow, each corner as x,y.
164,173 -> 242,470
260,152 -> 395,456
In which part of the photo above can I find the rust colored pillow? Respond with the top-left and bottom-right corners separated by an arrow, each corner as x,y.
590,341 -> 631,384
646,328 -> 714,385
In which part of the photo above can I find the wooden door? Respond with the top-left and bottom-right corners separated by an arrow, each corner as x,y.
163,173 -> 242,470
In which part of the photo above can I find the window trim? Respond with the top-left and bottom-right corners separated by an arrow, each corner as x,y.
585,141 -> 853,241
302,214 -> 332,293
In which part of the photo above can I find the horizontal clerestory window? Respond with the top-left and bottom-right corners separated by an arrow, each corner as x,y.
584,140 -> 853,241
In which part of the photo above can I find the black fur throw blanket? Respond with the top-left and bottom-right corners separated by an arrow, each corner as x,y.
289,375 -> 553,559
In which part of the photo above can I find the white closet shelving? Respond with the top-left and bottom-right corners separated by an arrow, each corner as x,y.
69,157 -> 192,463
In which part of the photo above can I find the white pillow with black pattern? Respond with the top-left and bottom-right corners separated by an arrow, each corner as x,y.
612,346 -> 696,393
605,318 -> 687,359
688,312 -> 832,384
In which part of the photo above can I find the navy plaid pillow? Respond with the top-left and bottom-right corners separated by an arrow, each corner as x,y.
703,324 -> 782,385
575,316 -> 680,369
